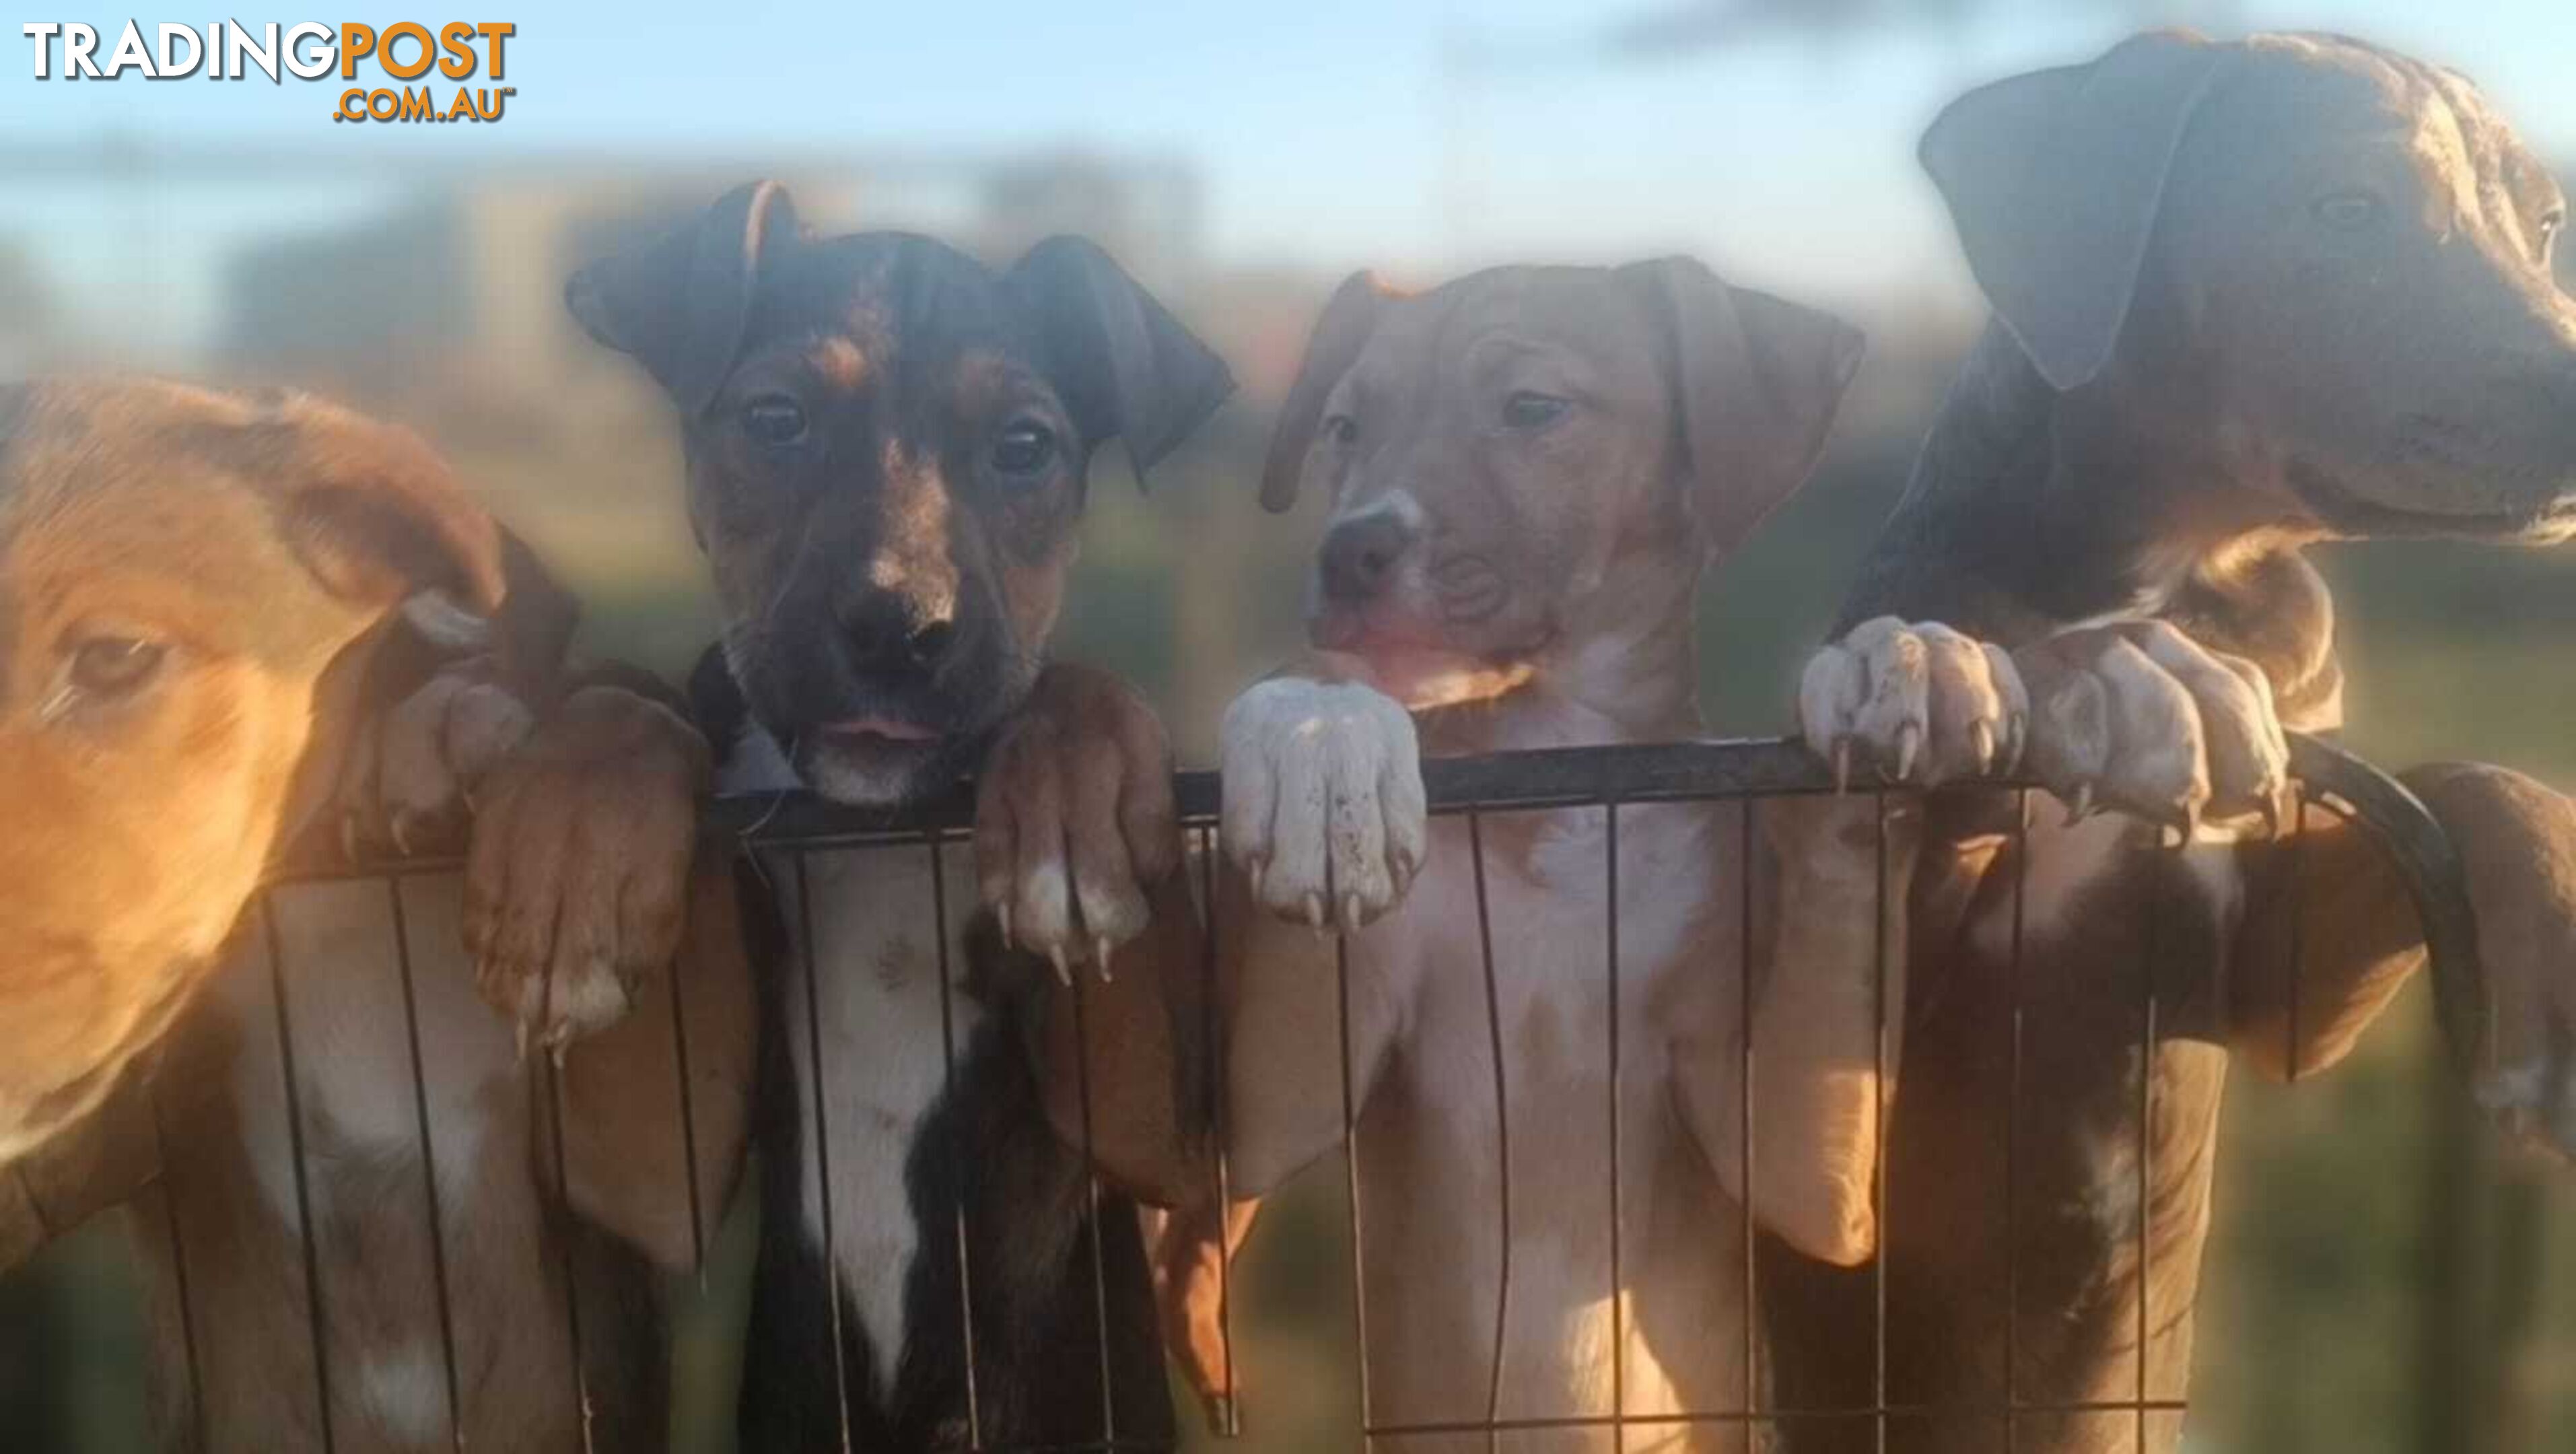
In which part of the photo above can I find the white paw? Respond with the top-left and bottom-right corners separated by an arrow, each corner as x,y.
1800,617 -> 2026,789
2013,620 -> 2292,840
339,660 -> 534,858
1220,678 -> 1428,932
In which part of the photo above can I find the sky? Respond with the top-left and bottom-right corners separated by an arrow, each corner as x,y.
4,1 -> 2574,353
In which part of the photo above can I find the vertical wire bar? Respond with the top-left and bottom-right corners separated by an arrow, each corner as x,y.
2136,840 -> 2163,1453
1739,800 -> 1758,1432
2005,789 -> 2031,1454
926,830 -> 985,1449
536,1055 -> 598,1453
383,878 -> 466,1449
2285,803 -> 2306,1083
662,887 -> 709,1284
256,894 -> 341,1454
147,1084 -> 211,1454
1467,811 -> 1513,1452
792,850 -> 858,1453
1604,800 -> 1626,1452
1871,793 -> 1891,1454
1198,824 -> 1240,1437
1066,966 -> 1120,1444
1332,848 -> 1376,1447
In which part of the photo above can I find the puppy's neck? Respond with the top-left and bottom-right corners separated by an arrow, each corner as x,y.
1856,324 -> 2323,639
1420,551 -> 1703,754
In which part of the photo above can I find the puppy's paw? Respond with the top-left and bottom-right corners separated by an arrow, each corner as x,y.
337,657 -> 534,859
975,664 -> 1182,982
2014,620 -> 2293,841
1800,617 -> 2027,788
1220,677 -> 1427,932
462,687 -> 709,1055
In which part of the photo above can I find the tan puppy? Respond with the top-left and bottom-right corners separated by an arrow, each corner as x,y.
0,379 -> 512,1164
1148,263 -> 2021,1449
0,380 -> 749,1451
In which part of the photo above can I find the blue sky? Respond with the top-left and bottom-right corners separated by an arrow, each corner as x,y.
5,3 -> 2573,352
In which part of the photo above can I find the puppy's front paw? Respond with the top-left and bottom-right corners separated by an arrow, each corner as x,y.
2014,620 -> 2293,841
338,657 -> 534,858
1220,677 -> 1427,932
1800,617 -> 2027,789
975,665 -> 1182,982
463,687 -> 709,1055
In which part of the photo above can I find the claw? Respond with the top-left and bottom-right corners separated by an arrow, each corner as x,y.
2064,781 -> 2095,827
2258,789 -> 2284,840
1094,936 -> 1115,984
1893,721 -> 1920,783
1833,738 -> 1852,796
1342,891 -> 1364,935
2175,799 -> 2202,850
1391,847 -> 1418,894
390,810 -> 417,859
1247,856 -> 1266,906
1970,720 -> 1996,775
1049,945 -> 1073,988
1304,893 -> 1327,936
998,902 -> 1014,950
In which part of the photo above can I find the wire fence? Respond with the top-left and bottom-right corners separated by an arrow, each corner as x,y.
96,733 -> 2502,1451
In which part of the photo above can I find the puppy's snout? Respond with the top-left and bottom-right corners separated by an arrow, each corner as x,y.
1319,512 -> 1417,605
838,589 -> 957,675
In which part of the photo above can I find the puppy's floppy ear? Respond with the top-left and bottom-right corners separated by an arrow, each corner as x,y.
1922,30 -> 2237,392
1006,236 -> 1236,483
1260,270 -> 1401,514
565,179 -> 803,415
222,390 -> 508,619
1618,257 -> 1864,559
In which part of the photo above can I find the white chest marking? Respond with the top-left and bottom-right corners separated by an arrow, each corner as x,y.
771,839 -> 984,1397
220,877 -> 511,1231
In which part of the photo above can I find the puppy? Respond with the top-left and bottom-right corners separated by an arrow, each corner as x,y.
0,380 -> 508,1165
1763,31 -> 2576,1453
556,180 -> 1232,1450
1146,260 -> 2013,1450
0,380 -> 747,1451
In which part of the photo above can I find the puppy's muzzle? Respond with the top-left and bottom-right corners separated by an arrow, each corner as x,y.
836,585 -> 959,677
1318,511 -> 1417,607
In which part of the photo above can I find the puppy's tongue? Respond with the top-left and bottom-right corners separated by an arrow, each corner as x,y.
824,717 -> 940,745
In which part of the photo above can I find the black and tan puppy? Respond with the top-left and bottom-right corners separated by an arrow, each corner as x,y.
552,180 -> 1231,1450
0,379 -> 751,1451
1772,32 -> 2576,1454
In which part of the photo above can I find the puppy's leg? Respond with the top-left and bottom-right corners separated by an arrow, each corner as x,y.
464,684 -> 753,1272
1688,621 -> 2019,1264
1214,666 -> 1425,1195
981,662 -> 1212,1207
2233,763 -> 2576,1160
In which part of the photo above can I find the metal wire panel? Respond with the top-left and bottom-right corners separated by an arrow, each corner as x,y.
169,733 -> 2480,1450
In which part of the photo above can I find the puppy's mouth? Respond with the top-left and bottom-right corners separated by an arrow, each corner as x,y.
1313,613 -> 1537,712
821,715 -> 942,745
2286,458 -> 2576,543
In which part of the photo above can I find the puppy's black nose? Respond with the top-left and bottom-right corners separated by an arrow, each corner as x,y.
840,593 -> 956,674
1319,512 -> 1414,604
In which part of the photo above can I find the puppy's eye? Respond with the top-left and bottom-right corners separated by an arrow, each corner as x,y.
991,421 -> 1057,477
1502,392 -> 1571,430
740,394 -> 808,446
67,637 -> 167,701
1323,414 -> 1359,449
2312,191 -> 2385,231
